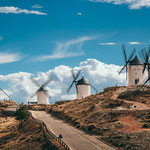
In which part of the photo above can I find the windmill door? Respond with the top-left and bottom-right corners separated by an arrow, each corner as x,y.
135,79 -> 139,85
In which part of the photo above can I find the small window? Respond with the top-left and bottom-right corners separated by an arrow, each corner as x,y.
135,79 -> 139,84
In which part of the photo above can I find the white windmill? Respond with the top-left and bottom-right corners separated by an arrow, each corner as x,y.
119,45 -> 146,86
67,69 -> 98,99
30,78 -> 52,104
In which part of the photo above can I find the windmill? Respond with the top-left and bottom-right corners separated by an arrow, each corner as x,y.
139,47 -> 150,86
119,45 -> 136,79
119,45 -> 145,86
30,78 -> 52,104
0,88 -> 13,101
67,69 -> 98,99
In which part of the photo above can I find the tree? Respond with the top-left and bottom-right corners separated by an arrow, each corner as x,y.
15,105 -> 30,121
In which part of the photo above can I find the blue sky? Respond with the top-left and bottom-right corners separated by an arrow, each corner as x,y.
0,0 -> 150,103
0,0 -> 150,75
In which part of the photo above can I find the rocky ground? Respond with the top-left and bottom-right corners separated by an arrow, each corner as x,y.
48,86 -> 150,150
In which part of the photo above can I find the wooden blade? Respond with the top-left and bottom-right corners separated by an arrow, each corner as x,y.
75,84 -> 78,94
122,45 -> 127,63
143,77 -> 150,86
75,70 -> 81,81
126,65 -> 128,80
30,88 -> 39,98
31,78 -> 41,87
127,48 -> 136,63
141,48 -> 147,61
118,63 -> 128,75
139,49 -> 146,63
143,64 -> 147,74
71,69 -> 76,80
67,81 -> 75,93
67,70 -> 81,93
90,84 -> 98,93
43,78 -> 52,87
0,88 -> 13,101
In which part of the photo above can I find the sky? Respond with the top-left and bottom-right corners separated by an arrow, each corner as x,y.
0,0 -> 150,103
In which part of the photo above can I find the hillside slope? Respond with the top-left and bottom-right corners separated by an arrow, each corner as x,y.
0,101 -> 65,150
49,86 -> 150,150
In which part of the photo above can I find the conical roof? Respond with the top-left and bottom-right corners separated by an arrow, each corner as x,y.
76,77 -> 90,85
129,56 -> 143,65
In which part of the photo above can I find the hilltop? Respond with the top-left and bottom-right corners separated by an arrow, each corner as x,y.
48,86 -> 150,150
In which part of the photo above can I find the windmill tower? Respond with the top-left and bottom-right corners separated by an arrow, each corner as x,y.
76,77 -> 90,99
67,69 -> 98,99
119,45 -> 146,86
30,78 -> 52,104
128,56 -> 146,86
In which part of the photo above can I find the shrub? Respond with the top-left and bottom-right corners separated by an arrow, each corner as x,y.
15,105 -> 30,121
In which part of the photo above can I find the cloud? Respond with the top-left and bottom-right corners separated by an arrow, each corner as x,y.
32,4 -> 43,9
0,52 -> 21,64
99,42 -> 117,45
0,59 -> 127,104
33,36 -> 96,61
89,0 -> 150,9
128,41 -> 141,45
0,6 -> 47,15
77,12 -> 82,15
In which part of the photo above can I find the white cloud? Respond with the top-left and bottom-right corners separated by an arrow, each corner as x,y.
32,4 -> 43,9
128,41 -> 141,45
0,52 -> 21,64
0,6 -> 47,15
77,12 -> 82,15
0,59 -> 127,104
99,42 -> 117,45
89,0 -> 150,9
33,36 -> 96,61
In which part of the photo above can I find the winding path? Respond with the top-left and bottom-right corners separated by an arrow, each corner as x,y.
31,111 -> 115,150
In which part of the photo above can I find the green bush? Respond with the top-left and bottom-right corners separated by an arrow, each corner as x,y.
15,105 -> 30,120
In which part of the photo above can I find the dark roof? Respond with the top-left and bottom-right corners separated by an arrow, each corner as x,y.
76,77 -> 90,85
129,56 -> 143,65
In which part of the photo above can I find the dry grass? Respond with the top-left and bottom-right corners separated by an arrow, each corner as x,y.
48,86 -> 150,150
0,105 -> 65,150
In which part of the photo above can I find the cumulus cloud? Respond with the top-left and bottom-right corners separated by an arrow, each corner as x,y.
77,12 -> 82,15
33,36 -> 96,61
0,59 -> 127,104
99,42 -> 117,45
128,41 -> 141,45
32,4 -> 43,9
0,6 -> 47,15
89,0 -> 150,9
0,52 -> 21,64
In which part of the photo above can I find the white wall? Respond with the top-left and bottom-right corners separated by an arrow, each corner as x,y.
37,90 -> 49,104
128,65 -> 146,86
76,85 -> 90,99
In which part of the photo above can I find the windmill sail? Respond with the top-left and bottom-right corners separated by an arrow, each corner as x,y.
0,88 -> 13,101
119,45 -> 136,80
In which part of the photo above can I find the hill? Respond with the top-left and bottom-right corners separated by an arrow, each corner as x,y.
48,86 -> 150,150
0,101 -> 65,150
